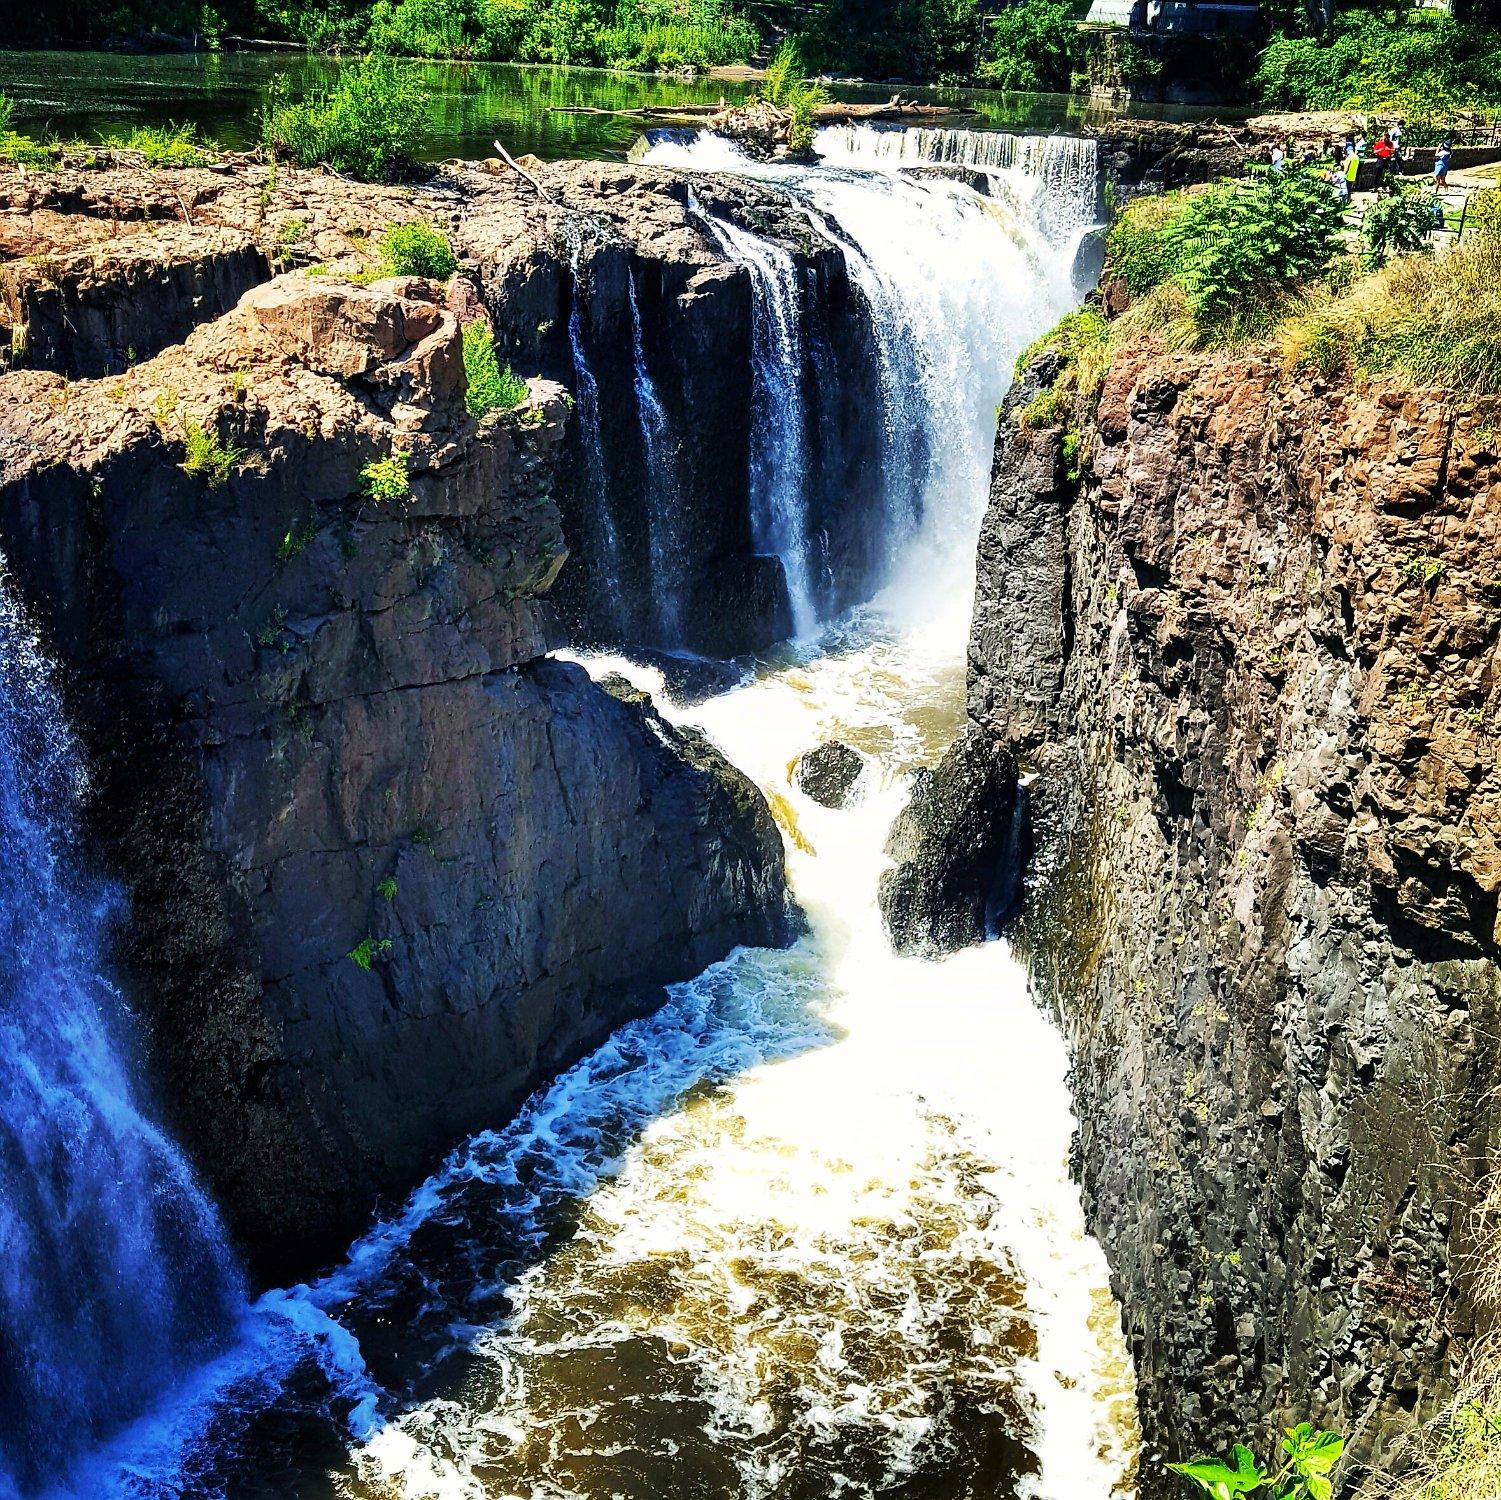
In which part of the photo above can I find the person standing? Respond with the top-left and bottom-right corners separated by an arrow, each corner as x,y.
1344,147 -> 1360,199
1372,131 -> 1396,190
1435,140 -> 1453,189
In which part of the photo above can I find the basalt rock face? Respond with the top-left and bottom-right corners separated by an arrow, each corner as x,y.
0,269 -> 792,1279
879,726 -> 1022,957
971,346 -> 1501,1491
0,157 -> 891,659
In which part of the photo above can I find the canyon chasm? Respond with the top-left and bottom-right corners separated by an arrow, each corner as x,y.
0,118 -> 1495,1500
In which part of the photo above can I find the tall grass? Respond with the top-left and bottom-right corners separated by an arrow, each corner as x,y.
462,320 -> 528,417
105,122 -> 212,167
262,53 -> 429,181
1280,235 -> 1501,396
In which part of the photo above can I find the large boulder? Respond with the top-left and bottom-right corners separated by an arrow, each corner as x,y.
793,741 -> 865,808
878,727 -> 1022,956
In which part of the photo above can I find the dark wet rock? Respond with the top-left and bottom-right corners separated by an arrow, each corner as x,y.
793,741 -> 865,808
878,727 -> 1021,957
0,269 -> 793,1280
969,340 -> 1501,1487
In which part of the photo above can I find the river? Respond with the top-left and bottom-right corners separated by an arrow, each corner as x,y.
0,48 -> 1231,162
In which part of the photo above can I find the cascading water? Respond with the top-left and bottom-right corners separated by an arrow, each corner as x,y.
563,227 -> 625,637
626,268 -> 683,642
698,212 -> 818,636
61,126 -> 1139,1498
0,562 -> 243,1497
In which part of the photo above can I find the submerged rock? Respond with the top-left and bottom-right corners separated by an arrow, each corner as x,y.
792,741 -> 865,808
878,727 -> 1021,956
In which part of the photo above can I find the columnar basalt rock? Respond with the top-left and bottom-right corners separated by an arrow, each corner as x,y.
969,344 -> 1501,1491
0,268 -> 792,1278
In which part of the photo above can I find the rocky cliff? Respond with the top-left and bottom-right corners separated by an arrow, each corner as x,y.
0,246 -> 791,1277
0,156 -> 891,659
965,344 -> 1501,1489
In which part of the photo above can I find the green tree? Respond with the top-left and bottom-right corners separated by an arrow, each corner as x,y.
979,0 -> 1077,93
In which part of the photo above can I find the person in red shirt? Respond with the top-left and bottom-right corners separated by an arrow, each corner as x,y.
1372,131 -> 1397,191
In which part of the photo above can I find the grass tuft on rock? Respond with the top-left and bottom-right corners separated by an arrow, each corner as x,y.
378,219 -> 456,279
462,320 -> 528,417
179,420 -> 243,488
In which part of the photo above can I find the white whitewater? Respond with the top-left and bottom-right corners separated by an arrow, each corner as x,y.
70,127 -> 1138,1499
698,211 -> 819,636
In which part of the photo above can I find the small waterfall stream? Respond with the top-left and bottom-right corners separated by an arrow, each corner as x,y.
699,212 -> 818,635
0,563 -> 242,1497
626,269 -> 683,643
49,125 -> 1137,1498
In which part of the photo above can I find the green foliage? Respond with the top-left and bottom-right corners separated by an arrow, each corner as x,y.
1361,188 -> 1439,272
462,319 -> 529,416
1117,169 -> 1345,342
361,454 -> 410,501
1281,231 -> 1501,396
277,512 -> 318,560
0,93 -> 12,136
1019,384 -> 1071,430
107,121 -> 212,167
979,0 -> 1076,93
348,935 -> 393,969
1015,307 -> 1110,379
1403,553 -> 1446,587
1254,13 -> 1501,117
363,0 -> 756,69
1469,188 -> 1501,241
755,40 -> 827,154
376,876 -> 398,901
1168,1424 -> 1344,1500
179,420 -> 244,488
378,219 -> 457,278
796,0 -> 981,84
261,52 -> 429,180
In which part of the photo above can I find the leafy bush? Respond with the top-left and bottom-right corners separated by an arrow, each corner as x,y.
378,219 -> 457,278
797,0 -> 981,84
1015,306 -> 1110,379
1121,168 -> 1345,341
1360,188 -> 1438,271
262,53 -> 429,180
1019,384 -> 1071,430
1254,13 -> 1501,116
1168,1423 -> 1343,1500
179,420 -> 244,488
462,319 -> 529,416
361,454 -> 410,501
979,0 -> 1076,93
758,40 -> 828,155
1468,188 -> 1501,241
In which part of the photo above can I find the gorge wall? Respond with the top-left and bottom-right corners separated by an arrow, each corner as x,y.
0,157 -> 827,1277
965,343 -> 1501,1488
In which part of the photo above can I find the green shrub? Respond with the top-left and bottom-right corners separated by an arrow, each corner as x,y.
757,40 -> 827,154
367,0 -> 472,57
378,220 -> 457,278
348,935 -> 393,969
1106,190 -> 1195,297
1156,168 -> 1345,339
361,454 -> 411,501
798,0 -> 980,83
1469,188 -> 1501,242
179,420 -> 243,488
979,0 -> 1076,93
0,93 -> 12,136
1280,220 -> 1501,395
107,122 -> 211,167
1168,1423 -> 1343,1499
262,53 -> 429,181
1254,13 -> 1501,116
1361,188 -> 1439,272
462,319 -> 529,416
1019,384 -> 1071,430
1015,307 -> 1110,379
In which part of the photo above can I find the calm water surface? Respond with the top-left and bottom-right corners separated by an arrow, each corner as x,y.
0,49 -> 1234,162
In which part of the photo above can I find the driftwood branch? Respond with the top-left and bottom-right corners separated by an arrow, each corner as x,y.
493,139 -> 552,200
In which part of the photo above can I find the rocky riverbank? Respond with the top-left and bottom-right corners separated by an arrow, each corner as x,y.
0,156 -> 821,1276
922,337 -> 1500,1490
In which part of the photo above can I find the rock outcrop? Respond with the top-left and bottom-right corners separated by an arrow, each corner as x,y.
792,740 -> 865,807
0,267 -> 792,1278
969,344 -> 1501,1490
878,726 -> 1021,956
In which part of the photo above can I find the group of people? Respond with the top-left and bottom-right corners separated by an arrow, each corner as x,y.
1266,124 -> 1455,203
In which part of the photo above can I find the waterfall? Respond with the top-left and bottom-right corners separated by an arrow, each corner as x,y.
626,269 -> 683,643
0,562 -> 242,1496
565,257 -> 625,637
56,125 -> 1137,1498
699,213 -> 818,636
815,123 -> 1101,248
